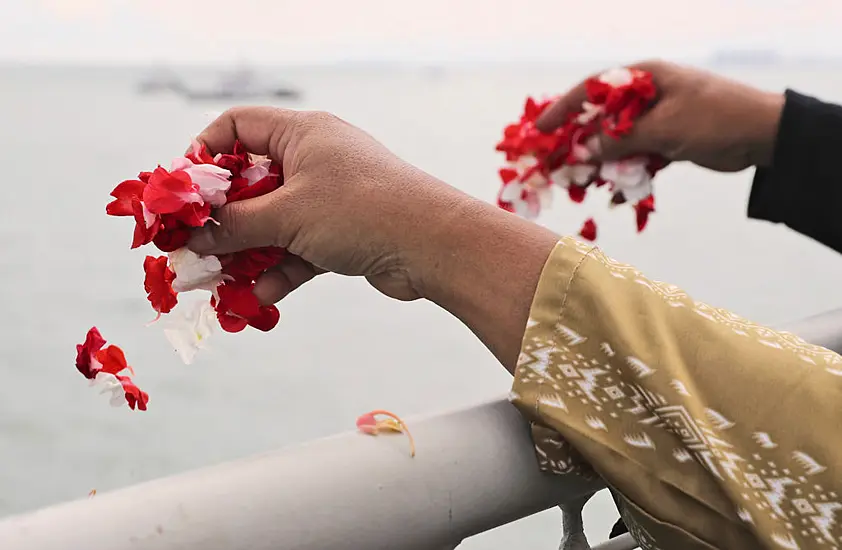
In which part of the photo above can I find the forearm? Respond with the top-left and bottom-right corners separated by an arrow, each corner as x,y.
749,90 -> 842,252
416,194 -> 559,373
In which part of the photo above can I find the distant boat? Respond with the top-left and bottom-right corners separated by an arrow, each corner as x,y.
177,66 -> 301,102
710,49 -> 783,67
137,67 -> 184,94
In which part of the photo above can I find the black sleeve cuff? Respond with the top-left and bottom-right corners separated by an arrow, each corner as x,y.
748,90 -> 842,253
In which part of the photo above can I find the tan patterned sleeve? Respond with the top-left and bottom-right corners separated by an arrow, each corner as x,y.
510,237 -> 842,550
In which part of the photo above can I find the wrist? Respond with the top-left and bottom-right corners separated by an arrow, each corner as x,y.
749,91 -> 785,167
408,190 -> 559,371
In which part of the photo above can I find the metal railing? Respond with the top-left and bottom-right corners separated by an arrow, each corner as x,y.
1,307 -> 840,550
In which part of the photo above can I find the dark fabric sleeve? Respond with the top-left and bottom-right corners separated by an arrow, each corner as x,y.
748,90 -> 842,253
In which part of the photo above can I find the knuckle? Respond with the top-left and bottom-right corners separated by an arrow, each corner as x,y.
298,110 -> 345,131
220,106 -> 248,121
310,110 -> 341,123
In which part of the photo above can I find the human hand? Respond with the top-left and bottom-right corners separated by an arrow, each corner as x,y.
536,60 -> 785,172
187,107 -> 560,369
187,107 -> 469,305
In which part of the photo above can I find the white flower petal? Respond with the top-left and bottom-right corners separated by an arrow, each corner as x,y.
600,159 -> 649,189
576,102 -> 603,124
171,157 -> 192,171
499,181 -> 524,203
570,164 -> 597,185
242,157 -> 272,186
537,186 -> 554,210
168,248 -> 225,294
550,167 -> 572,188
598,67 -> 634,87
620,177 -> 653,203
514,155 -> 539,173
522,170 -> 547,189
184,164 -> 231,207
550,164 -> 595,188
163,300 -> 217,365
170,157 -> 232,207
92,372 -> 127,408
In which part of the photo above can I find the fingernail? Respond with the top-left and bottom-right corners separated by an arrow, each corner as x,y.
187,226 -> 216,252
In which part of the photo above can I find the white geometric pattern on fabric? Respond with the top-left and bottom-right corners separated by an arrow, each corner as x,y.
512,241 -> 841,549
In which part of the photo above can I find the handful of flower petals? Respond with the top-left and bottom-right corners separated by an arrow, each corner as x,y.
74,140 -> 287,410
495,67 -> 669,241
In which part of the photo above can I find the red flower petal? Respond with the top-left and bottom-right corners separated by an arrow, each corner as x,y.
212,280 -> 280,333
185,143 -> 215,165
152,219 -> 191,252
227,175 -> 249,196
94,344 -> 131,376
568,184 -> 587,203
222,247 -> 286,281
106,180 -> 146,217
217,311 -> 249,333
75,327 -> 106,379
214,141 -> 250,176
225,172 -> 282,203
131,199 -> 161,249
215,280 -> 261,319
75,328 -> 149,411
142,167 -> 201,215
587,80 -> 613,105
117,375 -> 149,411
496,198 -> 515,213
635,195 -> 655,232
169,202 -> 212,228
498,168 -> 519,184
578,218 -> 597,241
143,255 -> 178,315
248,305 -> 280,332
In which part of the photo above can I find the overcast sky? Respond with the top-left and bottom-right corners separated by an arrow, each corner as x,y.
5,0 -> 842,64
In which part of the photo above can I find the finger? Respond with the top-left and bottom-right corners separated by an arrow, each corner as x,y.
253,255 -> 324,305
535,79 -> 590,132
187,184 -> 300,255
195,106 -> 297,157
596,102 -> 672,161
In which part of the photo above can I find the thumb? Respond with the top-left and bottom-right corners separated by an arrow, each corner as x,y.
187,187 -> 297,255
596,103 -> 672,161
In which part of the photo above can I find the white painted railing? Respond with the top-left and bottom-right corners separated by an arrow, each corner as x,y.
1,308 -> 840,550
